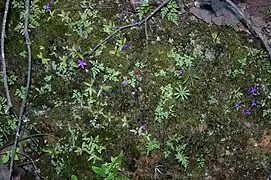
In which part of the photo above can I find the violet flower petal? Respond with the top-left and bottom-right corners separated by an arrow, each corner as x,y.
121,44 -> 130,52
235,100 -> 240,110
244,108 -> 252,115
248,85 -> 257,95
45,3 -> 51,12
122,80 -> 128,86
252,98 -> 256,107
78,59 -> 87,69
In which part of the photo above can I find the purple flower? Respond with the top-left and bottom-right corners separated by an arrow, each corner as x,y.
45,3 -> 51,12
121,44 -> 130,52
235,100 -> 240,110
177,68 -> 184,76
78,58 -> 87,69
252,98 -> 256,107
248,85 -> 257,95
141,122 -> 146,131
244,108 -> 252,115
122,80 -> 128,86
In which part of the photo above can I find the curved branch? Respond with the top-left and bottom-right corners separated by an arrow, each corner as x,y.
0,151 -> 46,180
224,0 -> 271,59
18,152 -> 46,180
0,133 -> 50,151
1,0 -> 13,110
8,0 -> 32,179
83,0 -> 170,57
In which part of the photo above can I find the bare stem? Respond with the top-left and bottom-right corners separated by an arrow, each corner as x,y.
8,0 -> 32,179
83,0 -> 170,57
1,0 -> 13,110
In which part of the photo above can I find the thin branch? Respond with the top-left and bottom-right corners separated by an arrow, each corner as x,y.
224,0 -> 271,59
0,151 -> 46,180
8,0 -> 32,179
154,165 -> 164,179
0,133 -> 50,151
83,0 -> 170,57
19,152 -> 38,173
1,0 -> 13,110
18,152 -> 46,180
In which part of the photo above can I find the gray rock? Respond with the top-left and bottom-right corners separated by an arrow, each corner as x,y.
190,5 -> 238,25
0,165 -> 24,180
0,165 -> 9,180
190,7 -> 212,24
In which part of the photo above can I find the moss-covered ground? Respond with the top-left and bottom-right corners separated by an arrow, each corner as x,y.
1,0 -> 270,179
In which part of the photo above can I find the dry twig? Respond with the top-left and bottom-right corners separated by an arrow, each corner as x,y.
83,0 -> 170,57
1,0 -> 13,110
8,0 -> 32,178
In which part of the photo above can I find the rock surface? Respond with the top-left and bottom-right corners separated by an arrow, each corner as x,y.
189,6 -> 238,25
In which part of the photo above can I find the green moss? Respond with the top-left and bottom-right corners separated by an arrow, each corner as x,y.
2,0 -> 271,179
